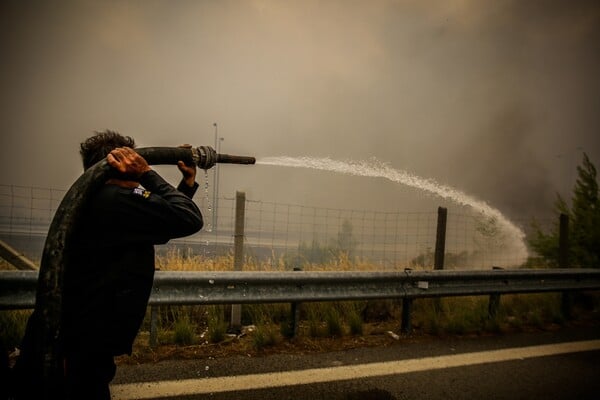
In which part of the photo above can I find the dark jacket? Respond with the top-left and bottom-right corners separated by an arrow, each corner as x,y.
62,170 -> 202,355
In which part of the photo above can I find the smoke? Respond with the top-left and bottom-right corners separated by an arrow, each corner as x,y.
1,0 -> 599,220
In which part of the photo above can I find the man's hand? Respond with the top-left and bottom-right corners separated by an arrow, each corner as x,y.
177,144 -> 197,187
107,147 -> 152,179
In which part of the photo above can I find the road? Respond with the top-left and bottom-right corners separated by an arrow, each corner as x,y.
111,326 -> 600,400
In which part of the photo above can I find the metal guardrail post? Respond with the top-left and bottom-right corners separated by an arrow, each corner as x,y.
401,268 -> 413,334
289,267 -> 302,338
488,294 -> 500,319
488,267 -> 504,319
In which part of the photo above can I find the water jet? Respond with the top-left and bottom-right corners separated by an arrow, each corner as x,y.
257,156 -> 528,264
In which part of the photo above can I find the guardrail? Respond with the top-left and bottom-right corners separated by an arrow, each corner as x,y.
2,268 -> 600,310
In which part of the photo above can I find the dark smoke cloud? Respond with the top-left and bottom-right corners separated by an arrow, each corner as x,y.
1,0 -> 598,220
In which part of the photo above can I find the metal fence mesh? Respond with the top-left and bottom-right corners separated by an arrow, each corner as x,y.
0,184 -> 542,269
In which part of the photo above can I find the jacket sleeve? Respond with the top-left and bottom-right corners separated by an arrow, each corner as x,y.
135,170 -> 204,240
176,179 -> 199,199
90,171 -> 204,246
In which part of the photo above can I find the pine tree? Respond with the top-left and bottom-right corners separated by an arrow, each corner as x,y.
529,153 -> 600,268
334,219 -> 358,260
570,153 -> 600,267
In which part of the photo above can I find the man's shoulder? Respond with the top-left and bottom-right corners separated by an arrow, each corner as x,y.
104,183 -> 154,195
130,186 -> 152,200
92,184 -> 153,206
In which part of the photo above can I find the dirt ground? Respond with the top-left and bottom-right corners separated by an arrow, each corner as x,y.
115,314 -> 599,366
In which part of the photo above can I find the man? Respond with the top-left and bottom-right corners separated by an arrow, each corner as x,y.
59,131 -> 203,398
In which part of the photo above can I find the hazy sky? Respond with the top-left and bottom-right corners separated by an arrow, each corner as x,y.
1,0 -> 599,221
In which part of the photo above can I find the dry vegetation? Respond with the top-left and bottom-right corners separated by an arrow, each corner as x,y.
121,250 -> 600,363
2,251 -> 599,365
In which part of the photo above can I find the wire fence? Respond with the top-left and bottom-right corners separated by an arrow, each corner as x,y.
0,184 -> 544,269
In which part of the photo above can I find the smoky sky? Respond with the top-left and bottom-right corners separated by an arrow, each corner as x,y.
1,0 -> 599,220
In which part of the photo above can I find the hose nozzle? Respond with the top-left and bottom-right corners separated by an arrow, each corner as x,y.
194,146 -> 255,169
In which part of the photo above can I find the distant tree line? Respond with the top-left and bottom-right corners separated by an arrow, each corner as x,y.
288,219 -> 359,267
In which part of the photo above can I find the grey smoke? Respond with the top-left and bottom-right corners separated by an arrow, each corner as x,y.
1,0 -> 598,220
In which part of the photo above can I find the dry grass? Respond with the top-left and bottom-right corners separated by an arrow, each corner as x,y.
1,224 -> 595,367
2,250 -> 599,364
155,247 -> 414,273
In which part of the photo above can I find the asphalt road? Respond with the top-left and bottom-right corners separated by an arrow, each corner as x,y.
111,326 -> 600,400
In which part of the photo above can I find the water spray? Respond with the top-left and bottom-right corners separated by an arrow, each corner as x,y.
257,156 -> 528,263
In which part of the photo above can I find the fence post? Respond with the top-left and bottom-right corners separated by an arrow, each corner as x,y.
434,207 -> 447,271
433,207 -> 447,312
559,213 -> 572,319
230,191 -> 246,333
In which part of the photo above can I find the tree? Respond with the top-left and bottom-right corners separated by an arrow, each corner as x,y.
297,238 -> 335,265
529,153 -> 600,268
333,219 -> 359,260
293,220 -> 359,267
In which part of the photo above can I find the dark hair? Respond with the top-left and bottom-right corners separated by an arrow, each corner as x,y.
80,130 -> 135,170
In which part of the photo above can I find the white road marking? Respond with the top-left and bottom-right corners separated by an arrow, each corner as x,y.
111,339 -> 600,399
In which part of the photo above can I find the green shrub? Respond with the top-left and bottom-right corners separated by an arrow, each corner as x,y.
253,323 -> 280,350
243,303 -> 289,326
441,297 -> 487,335
501,293 -> 563,329
279,316 -> 295,338
342,302 -> 364,335
347,311 -> 363,335
412,298 -> 440,334
305,304 -> 323,337
207,306 -> 227,343
325,306 -> 344,337
173,316 -> 195,346
361,300 -> 397,322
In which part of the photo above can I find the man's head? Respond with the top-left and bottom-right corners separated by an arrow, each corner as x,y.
80,130 -> 135,170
